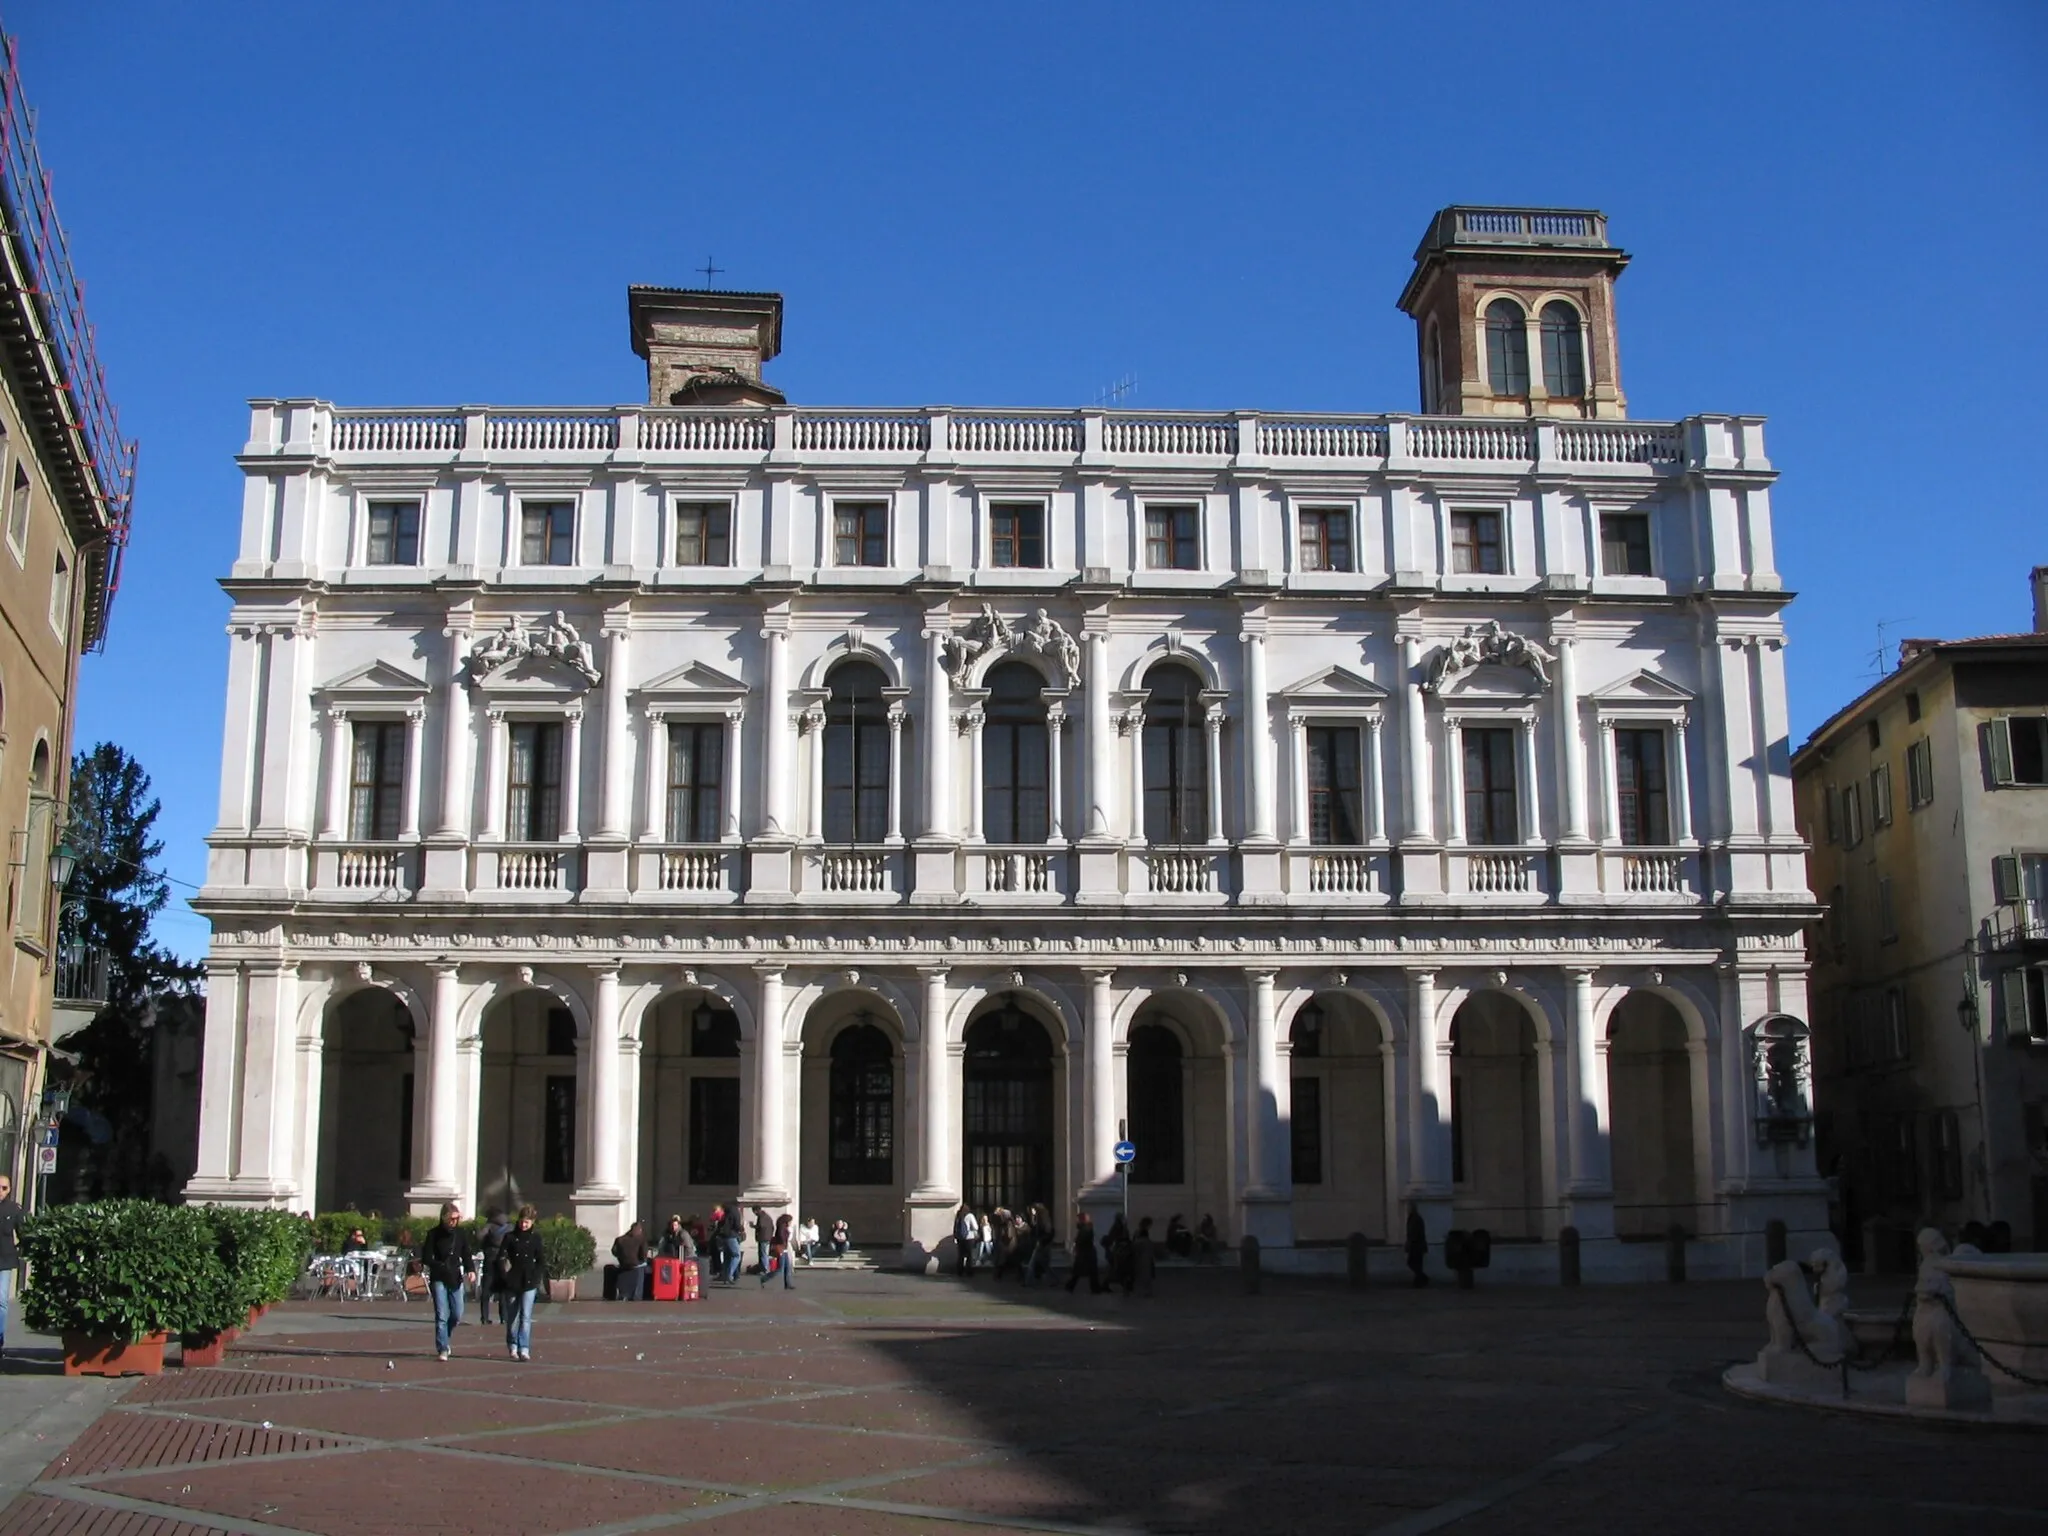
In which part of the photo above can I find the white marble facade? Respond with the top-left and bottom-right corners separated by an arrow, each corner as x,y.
191,280 -> 1828,1277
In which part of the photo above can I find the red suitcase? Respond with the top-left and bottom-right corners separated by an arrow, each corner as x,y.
651,1257 -> 682,1301
679,1257 -> 702,1301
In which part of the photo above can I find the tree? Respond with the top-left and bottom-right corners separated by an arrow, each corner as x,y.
57,743 -> 200,1197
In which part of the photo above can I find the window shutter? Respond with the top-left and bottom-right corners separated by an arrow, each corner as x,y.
1993,854 -> 2023,905
2002,967 -> 2034,1042
1989,717 -> 2015,785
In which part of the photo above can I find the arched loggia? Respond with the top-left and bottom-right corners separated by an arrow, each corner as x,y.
316,987 -> 417,1214
1286,992 -> 1390,1243
961,994 -> 1056,1214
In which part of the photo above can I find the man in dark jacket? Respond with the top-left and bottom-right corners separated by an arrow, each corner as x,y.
612,1221 -> 650,1301
419,1202 -> 477,1360
477,1207 -> 510,1323
751,1206 -> 774,1277
0,1173 -> 21,1359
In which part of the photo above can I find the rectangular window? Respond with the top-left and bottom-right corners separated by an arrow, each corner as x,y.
1990,716 -> 2048,786
1144,504 -> 1200,570
687,1076 -> 740,1186
988,503 -> 1045,569
1290,1075 -> 1323,1185
5,462 -> 28,561
520,502 -> 575,566
1450,510 -> 1503,575
543,1074 -> 576,1185
1878,877 -> 1898,944
348,721 -> 407,841
507,721 -> 565,842
1871,763 -> 1893,828
1840,782 -> 1864,849
1462,726 -> 1520,845
48,551 -> 69,636
833,501 -> 888,567
1305,726 -> 1364,846
1907,738 -> 1935,809
366,501 -> 420,566
1599,513 -> 1653,576
665,722 -> 725,843
1876,1114 -> 1919,1205
1905,691 -> 1922,723
1931,1109 -> 1964,1202
1614,727 -> 1671,846
2006,967 -> 2048,1043
546,1007 -> 577,1057
1298,508 -> 1353,573
1822,784 -> 1839,845
673,502 -> 731,567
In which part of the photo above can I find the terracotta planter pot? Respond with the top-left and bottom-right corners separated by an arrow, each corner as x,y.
541,1278 -> 577,1303
63,1332 -> 168,1377
179,1332 -> 230,1368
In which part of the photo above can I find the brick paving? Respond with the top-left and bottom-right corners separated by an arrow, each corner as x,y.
1,1268 -> 2042,1536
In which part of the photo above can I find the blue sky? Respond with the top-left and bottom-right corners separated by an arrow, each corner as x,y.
12,0 -> 2044,958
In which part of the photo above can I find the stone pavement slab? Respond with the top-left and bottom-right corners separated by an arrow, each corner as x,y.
1,1269 -> 2041,1536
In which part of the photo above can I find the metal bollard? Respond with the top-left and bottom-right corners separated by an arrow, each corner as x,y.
1665,1224 -> 1687,1283
1347,1232 -> 1370,1290
1765,1218 -> 1787,1269
1240,1234 -> 1261,1295
1559,1225 -> 1581,1287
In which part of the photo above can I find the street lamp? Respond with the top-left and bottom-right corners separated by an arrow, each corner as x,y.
48,834 -> 79,894
1958,988 -> 1981,1037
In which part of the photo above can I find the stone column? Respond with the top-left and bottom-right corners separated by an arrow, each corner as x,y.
1244,969 -> 1282,1196
1085,631 -> 1112,837
1444,718 -> 1468,844
413,961 -> 461,1199
1556,636 -> 1588,841
1085,969 -> 1117,1191
722,708 -> 744,841
1407,968 -> 1449,1192
400,706 -> 426,842
1123,707 -> 1147,841
745,966 -> 790,1204
1367,714 -> 1387,842
915,967 -> 952,1197
1242,630 -> 1274,840
922,625 -> 952,838
1204,704 -> 1226,844
1400,636 -> 1432,840
185,960 -> 243,1197
802,705 -> 826,841
964,708 -> 986,842
320,709 -> 351,840
1518,720 -> 1542,843
886,702 -> 907,842
1287,716 -> 1309,844
560,705 -> 585,841
642,709 -> 669,839
763,625 -> 793,837
1046,702 -> 1065,841
1598,719 -> 1621,842
597,626 -> 631,839
586,964 -> 623,1194
480,709 -> 507,841
435,625 -> 473,837
234,961 -> 299,1196
1671,716 -> 1694,843
1563,965 -> 1615,1239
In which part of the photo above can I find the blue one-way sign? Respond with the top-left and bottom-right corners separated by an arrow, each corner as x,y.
1113,1141 -> 1137,1164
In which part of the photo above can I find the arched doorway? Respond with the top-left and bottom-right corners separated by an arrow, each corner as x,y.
962,996 -> 1054,1213
1287,993 -> 1389,1242
1607,992 -> 1700,1238
1120,1001 -> 1231,1237
799,1000 -> 904,1241
1449,992 -> 1541,1239
637,992 -> 741,1225
476,990 -> 581,1218
316,988 -> 416,1214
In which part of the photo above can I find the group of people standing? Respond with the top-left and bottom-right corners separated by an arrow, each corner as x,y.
610,1208 -> 851,1296
953,1202 -> 1057,1283
951,1205 -> 1226,1295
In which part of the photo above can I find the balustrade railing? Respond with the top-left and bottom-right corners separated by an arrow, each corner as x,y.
1408,420 -> 1533,460
328,413 -> 463,453
1144,849 -> 1222,895
1557,422 -> 1682,465
486,413 -> 619,452
660,848 -> 727,893
820,850 -> 891,893
1467,852 -> 1536,894
1621,851 -> 1687,894
1307,852 -> 1376,894
336,845 -> 408,892
498,847 -> 567,891
1104,416 -> 1236,456
794,414 -> 928,453
952,413 -> 1080,454
640,412 -> 772,452
1261,419 -> 1390,459
984,850 -> 1055,894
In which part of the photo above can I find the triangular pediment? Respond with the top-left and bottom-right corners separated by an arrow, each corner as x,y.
1588,670 -> 1694,704
635,660 -> 748,699
1278,664 -> 1388,701
317,660 -> 429,697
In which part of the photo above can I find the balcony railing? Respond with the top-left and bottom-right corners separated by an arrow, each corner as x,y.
1463,850 -> 1541,896
54,941 -> 108,1006
1140,848 -> 1227,898
802,847 -> 902,899
474,844 -> 579,896
309,404 -> 1722,474
1307,851 -> 1377,895
1984,905 -> 2048,950
970,846 -> 1065,901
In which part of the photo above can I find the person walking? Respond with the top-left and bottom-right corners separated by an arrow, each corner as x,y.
419,1202 -> 477,1361
762,1212 -> 795,1289
1404,1202 -> 1431,1288
1065,1211 -> 1103,1295
477,1207 -> 510,1324
954,1204 -> 980,1278
1130,1216 -> 1158,1299
751,1206 -> 774,1277
1028,1205 -> 1054,1286
714,1206 -> 744,1284
0,1173 -> 21,1360
612,1221 -> 650,1301
500,1205 -> 546,1361
1103,1214 -> 1132,1293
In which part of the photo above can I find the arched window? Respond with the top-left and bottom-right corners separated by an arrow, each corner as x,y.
983,661 -> 1048,844
1540,301 -> 1585,398
963,1000 -> 1053,1212
1127,1022 -> 1184,1184
1484,299 -> 1529,398
828,1020 -> 894,1185
1142,664 -> 1207,845
823,661 -> 889,844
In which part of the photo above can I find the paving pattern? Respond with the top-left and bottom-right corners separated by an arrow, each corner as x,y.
2,1268 -> 2042,1536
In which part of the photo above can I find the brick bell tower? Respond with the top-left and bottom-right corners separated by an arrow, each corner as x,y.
1397,207 -> 1629,420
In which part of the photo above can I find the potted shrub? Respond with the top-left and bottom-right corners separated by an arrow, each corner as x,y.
537,1218 -> 595,1303
20,1200 -> 217,1376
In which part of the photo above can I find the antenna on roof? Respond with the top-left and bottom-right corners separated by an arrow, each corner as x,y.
1093,373 -> 1134,408
1869,617 -> 1913,677
697,256 -> 725,286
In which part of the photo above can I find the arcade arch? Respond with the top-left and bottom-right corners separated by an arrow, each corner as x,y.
1118,994 -> 1230,1235
476,988 -> 583,1218
1449,991 -> 1543,1239
1606,991 -> 1701,1238
1285,991 -> 1391,1242
799,992 -> 906,1241
961,993 -> 1064,1216
636,989 -> 743,1224
315,987 -> 416,1214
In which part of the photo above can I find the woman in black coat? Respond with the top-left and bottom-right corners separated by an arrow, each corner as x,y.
1065,1211 -> 1104,1295
500,1205 -> 547,1361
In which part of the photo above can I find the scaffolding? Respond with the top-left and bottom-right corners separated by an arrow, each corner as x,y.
0,25 -> 136,650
